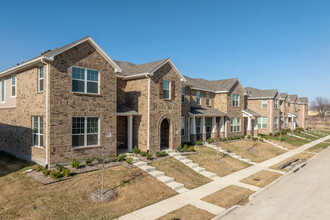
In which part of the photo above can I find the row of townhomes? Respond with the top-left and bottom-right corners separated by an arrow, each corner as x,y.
0,36 -> 309,166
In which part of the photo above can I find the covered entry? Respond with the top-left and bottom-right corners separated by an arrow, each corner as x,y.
242,109 -> 261,137
160,118 -> 170,150
116,104 -> 140,154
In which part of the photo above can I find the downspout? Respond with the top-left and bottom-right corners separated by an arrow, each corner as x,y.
145,74 -> 151,151
41,58 -> 49,167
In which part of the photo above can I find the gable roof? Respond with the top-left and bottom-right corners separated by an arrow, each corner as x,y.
183,76 -> 239,93
279,93 -> 288,100
242,109 -> 261,117
298,97 -> 308,104
288,94 -> 298,103
0,36 -> 122,77
245,87 -> 278,99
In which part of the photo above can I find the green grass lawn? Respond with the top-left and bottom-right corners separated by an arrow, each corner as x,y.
267,134 -> 310,147
306,142 -> 330,153
292,132 -> 318,141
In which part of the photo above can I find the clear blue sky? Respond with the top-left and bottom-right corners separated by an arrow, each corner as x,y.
1,0 -> 329,101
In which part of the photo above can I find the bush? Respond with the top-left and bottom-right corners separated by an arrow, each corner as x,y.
223,138 -> 227,141
71,159 -> 80,169
140,151 -> 147,157
132,146 -> 140,154
109,153 -> 117,162
62,168 -> 71,177
274,132 -> 280,136
206,138 -> 213,144
85,158 -> 94,166
196,140 -> 203,146
126,156 -> 133,164
241,135 -> 245,139
176,146 -> 183,152
252,137 -> 258,141
183,145 -> 189,152
146,153 -> 153,160
117,153 -> 127,161
96,157 -> 104,164
247,135 -> 251,139
160,151 -> 167,157
260,138 -> 264,142
50,171 -> 62,179
55,164 -> 64,172
34,164 -> 44,172
189,146 -> 195,151
269,133 -> 272,136
43,169 -> 51,176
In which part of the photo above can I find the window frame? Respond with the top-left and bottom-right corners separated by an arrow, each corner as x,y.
72,116 -> 100,148
72,66 -> 100,94
196,91 -> 201,105
32,116 -> 44,147
258,117 -> 268,129
181,86 -> 185,103
206,92 -> 211,106
262,99 -> 267,109
231,117 -> 240,132
38,66 -> 44,92
1,80 -> 5,103
181,117 -> 185,136
274,117 -> 278,129
11,76 -> 16,97
274,99 -> 278,109
284,117 -> 288,127
232,94 -> 239,107
163,79 -> 170,100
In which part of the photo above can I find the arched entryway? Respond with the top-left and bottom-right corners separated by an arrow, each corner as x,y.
160,119 -> 170,150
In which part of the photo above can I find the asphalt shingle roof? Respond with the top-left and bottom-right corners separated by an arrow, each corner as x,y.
189,107 -> 227,117
245,87 -> 278,99
298,97 -> 308,104
114,59 -> 169,76
184,76 -> 238,92
243,109 -> 261,117
288,94 -> 298,103
279,93 -> 288,100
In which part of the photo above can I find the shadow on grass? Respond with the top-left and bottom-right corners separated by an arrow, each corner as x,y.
0,151 -> 35,178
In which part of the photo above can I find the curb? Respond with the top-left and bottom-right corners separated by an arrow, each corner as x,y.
211,205 -> 240,220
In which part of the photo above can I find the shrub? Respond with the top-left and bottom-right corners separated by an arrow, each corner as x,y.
71,159 -> 80,169
274,132 -> 280,136
109,153 -> 117,162
50,171 -> 62,179
206,138 -> 213,144
117,153 -> 127,161
260,138 -> 264,142
55,164 -> 64,172
183,145 -> 189,152
189,146 -> 195,151
132,146 -> 141,154
43,169 -> 51,176
252,137 -> 258,141
34,164 -> 44,172
176,146 -> 183,152
160,151 -> 167,157
140,151 -> 147,157
241,135 -> 245,139
223,138 -> 227,141
126,156 -> 133,164
146,153 -> 153,160
155,151 -> 161,157
196,140 -> 203,146
85,158 -> 94,166
269,133 -> 272,136
62,168 -> 71,177
96,157 -> 104,164
247,135 -> 251,139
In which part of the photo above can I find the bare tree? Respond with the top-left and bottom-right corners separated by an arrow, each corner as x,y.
311,97 -> 330,122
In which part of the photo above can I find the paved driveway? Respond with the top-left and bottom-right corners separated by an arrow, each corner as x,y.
221,148 -> 330,220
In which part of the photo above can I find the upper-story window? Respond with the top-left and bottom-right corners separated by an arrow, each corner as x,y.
11,76 -> 16,97
196,91 -> 201,105
181,87 -> 185,103
163,80 -> 170,100
262,99 -> 267,108
294,103 -> 298,111
274,99 -> 278,109
232,94 -> 239,107
1,80 -> 5,103
206,92 -> 211,106
38,66 -> 44,92
72,67 -> 99,94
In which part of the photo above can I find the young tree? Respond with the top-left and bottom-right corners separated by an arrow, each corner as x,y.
311,97 -> 330,122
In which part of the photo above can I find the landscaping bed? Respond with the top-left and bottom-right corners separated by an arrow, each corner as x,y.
269,152 -> 315,171
201,185 -> 254,209
151,157 -> 211,189
0,153 -> 178,220
240,170 -> 282,187
187,147 -> 251,177
157,204 -> 215,220
218,140 -> 286,163
306,142 -> 330,153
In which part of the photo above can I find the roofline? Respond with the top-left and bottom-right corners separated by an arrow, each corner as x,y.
150,59 -> 186,82
191,87 -> 216,93
248,97 -> 275,100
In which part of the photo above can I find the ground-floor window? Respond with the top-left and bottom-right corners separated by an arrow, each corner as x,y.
274,117 -> 278,129
181,117 -> 185,136
258,117 -> 267,129
284,117 -> 288,127
72,117 -> 99,147
32,116 -> 43,147
206,117 -> 212,138
231,117 -> 240,132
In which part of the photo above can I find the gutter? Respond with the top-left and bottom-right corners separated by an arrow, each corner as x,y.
41,58 -> 49,167
146,74 -> 151,151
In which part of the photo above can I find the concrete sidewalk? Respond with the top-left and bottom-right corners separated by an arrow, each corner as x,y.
220,140 -> 330,220
119,136 -> 330,220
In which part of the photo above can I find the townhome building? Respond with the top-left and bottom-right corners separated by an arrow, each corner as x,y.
288,94 -> 299,130
279,93 -> 289,129
245,87 -> 280,135
297,97 -> 309,129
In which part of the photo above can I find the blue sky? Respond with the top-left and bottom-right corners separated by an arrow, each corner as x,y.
0,0 -> 329,100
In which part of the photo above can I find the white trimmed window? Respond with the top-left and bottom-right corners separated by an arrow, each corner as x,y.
11,76 -> 16,97
232,94 -> 239,107
181,87 -> 185,103
284,117 -> 288,127
274,117 -> 278,129
72,67 -> 99,94
1,80 -> 4,103
163,80 -> 170,100
206,92 -> 211,106
38,66 -> 44,92
231,117 -> 240,132
196,91 -> 201,105
258,117 -> 268,128
32,116 -> 43,147
72,117 -> 99,147
274,99 -> 278,109
262,99 -> 267,108
181,117 -> 185,136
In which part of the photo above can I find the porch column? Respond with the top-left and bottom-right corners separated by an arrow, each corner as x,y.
220,117 -> 225,138
127,115 -> 133,152
188,117 -> 191,142
247,116 -> 252,136
224,117 -> 228,138
201,116 -> 206,141
211,116 -> 217,139
190,116 -> 196,143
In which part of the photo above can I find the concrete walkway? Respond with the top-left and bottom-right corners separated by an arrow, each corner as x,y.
220,139 -> 330,220
119,135 -> 330,220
